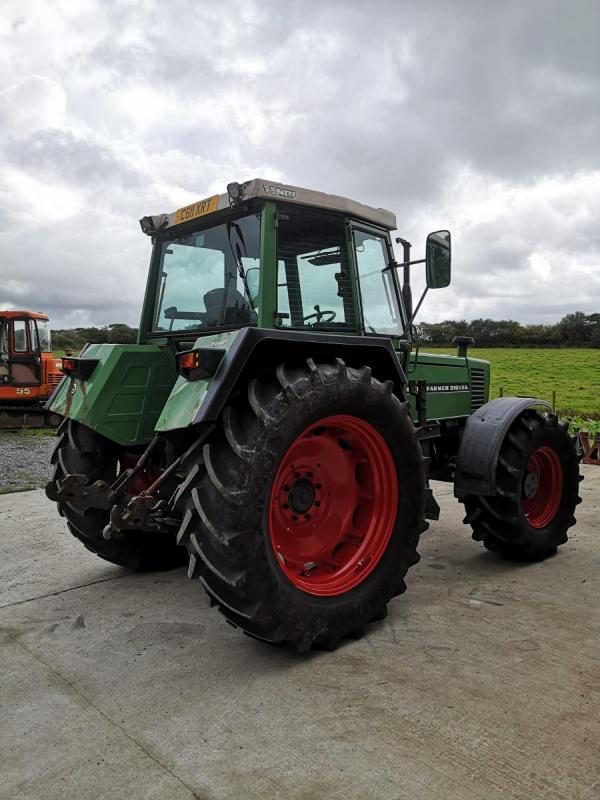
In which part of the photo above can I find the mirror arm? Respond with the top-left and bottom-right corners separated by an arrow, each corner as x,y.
387,258 -> 426,269
396,238 -> 413,323
409,287 -> 428,328
385,256 -> 426,326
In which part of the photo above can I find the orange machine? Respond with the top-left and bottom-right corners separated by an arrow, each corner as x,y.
0,311 -> 63,427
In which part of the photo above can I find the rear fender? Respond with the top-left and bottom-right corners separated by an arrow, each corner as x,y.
47,343 -> 177,446
454,397 -> 551,498
155,327 -> 406,432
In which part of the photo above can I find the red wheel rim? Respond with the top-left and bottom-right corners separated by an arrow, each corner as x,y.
521,446 -> 563,528
268,414 -> 398,596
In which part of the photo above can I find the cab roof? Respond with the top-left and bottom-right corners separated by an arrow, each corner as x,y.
0,310 -> 49,320
143,179 -> 397,234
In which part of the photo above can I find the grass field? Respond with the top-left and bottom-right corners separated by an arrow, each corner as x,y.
427,347 -> 600,419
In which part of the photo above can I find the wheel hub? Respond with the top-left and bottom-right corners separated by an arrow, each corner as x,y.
523,471 -> 539,499
288,478 -> 316,514
521,445 -> 563,529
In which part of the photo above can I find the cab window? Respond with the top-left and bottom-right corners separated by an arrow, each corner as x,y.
13,320 -> 28,351
353,229 -> 404,336
276,211 -> 356,330
28,320 -> 39,351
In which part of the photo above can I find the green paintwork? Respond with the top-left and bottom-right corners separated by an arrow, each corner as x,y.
155,330 -> 240,432
48,343 -> 177,446
344,221 -> 364,334
406,351 -> 490,420
258,202 -> 277,328
137,237 -> 162,344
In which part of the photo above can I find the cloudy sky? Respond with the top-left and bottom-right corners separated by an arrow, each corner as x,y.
1,0 -> 599,328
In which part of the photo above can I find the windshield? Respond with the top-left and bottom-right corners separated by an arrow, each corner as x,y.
152,214 -> 260,333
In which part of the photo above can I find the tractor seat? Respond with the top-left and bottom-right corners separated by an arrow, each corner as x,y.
203,288 -> 257,325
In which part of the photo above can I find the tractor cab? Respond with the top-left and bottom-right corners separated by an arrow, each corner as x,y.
137,180 -> 466,425
138,180 -> 450,361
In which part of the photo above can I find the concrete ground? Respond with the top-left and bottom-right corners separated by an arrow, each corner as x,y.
1,470 -> 599,800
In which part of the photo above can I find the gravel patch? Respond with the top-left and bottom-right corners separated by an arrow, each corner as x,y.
0,430 -> 57,493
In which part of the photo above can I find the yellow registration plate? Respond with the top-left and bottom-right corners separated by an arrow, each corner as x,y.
174,194 -> 219,225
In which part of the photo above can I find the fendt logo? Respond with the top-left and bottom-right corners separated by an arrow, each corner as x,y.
263,184 -> 297,199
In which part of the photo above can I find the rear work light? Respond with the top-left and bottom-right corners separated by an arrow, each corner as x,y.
61,357 -> 99,380
176,347 -> 225,381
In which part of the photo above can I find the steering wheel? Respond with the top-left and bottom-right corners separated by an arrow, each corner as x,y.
303,304 -> 336,324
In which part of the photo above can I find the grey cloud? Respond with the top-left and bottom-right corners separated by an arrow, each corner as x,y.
0,214 -> 148,326
4,129 -> 143,187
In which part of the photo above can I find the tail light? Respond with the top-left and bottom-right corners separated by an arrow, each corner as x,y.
61,357 -> 76,372
176,347 -> 225,380
61,357 -> 99,380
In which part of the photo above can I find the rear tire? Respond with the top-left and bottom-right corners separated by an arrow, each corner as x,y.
175,359 -> 427,651
462,411 -> 581,561
48,419 -> 186,571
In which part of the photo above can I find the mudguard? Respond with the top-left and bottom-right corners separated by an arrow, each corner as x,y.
46,343 -> 177,446
454,396 -> 551,498
155,326 -> 406,432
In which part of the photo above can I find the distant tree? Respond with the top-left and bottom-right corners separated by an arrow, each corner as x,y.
107,324 -> 137,343
559,312 -> 590,345
587,314 -> 600,346
51,324 -> 138,351
417,319 -> 469,345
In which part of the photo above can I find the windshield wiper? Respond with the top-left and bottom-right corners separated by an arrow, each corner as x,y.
226,222 -> 256,311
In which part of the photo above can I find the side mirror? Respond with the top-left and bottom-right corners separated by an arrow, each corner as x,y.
244,266 -> 260,299
425,230 -> 451,289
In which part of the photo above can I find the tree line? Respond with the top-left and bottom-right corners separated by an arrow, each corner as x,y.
52,323 -> 138,350
416,312 -> 600,348
52,312 -> 600,350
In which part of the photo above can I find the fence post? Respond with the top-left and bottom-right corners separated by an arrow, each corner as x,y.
499,386 -> 504,397
552,390 -> 556,412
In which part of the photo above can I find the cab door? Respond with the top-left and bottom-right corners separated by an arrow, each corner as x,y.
349,224 -> 410,368
9,318 -> 41,389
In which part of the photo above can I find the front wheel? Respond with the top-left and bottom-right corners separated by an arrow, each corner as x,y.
175,359 -> 427,650
462,411 -> 581,561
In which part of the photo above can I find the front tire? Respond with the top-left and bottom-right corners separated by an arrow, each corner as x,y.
175,358 -> 427,651
462,411 -> 581,561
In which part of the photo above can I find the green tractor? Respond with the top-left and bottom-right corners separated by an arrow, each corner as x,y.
45,180 -> 581,650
